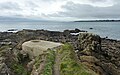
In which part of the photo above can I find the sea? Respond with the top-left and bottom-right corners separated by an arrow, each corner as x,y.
0,21 -> 120,40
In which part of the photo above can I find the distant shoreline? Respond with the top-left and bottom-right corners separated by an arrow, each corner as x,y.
74,20 -> 120,22
1,29 -> 119,41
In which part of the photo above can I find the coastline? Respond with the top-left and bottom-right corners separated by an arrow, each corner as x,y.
2,28 -> 120,41
0,29 -> 120,75
0,21 -> 120,40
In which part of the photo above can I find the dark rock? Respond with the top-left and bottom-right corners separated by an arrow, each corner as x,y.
89,28 -> 93,29
64,29 -> 87,34
7,29 -> 18,31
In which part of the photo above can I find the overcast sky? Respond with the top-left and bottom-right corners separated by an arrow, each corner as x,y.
0,0 -> 120,21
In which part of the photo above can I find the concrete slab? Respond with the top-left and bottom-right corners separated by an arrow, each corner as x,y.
22,40 -> 63,59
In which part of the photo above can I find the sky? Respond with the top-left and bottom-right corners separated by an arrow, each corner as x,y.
0,0 -> 120,21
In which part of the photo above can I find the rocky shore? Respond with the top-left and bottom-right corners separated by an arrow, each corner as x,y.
0,29 -> 120,75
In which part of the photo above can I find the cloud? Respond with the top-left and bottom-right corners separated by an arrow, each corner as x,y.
0,0 -> 120,20
48,1 -> 120,20
90,0 -> 107,2
0,2 -> 21,10
0,0 -> 64,18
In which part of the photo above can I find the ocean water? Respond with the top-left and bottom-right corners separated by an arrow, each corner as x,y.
0,21 -> 120,40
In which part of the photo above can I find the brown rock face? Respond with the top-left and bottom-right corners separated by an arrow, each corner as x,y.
78,33 -> 101,56
78,33 -> 120,75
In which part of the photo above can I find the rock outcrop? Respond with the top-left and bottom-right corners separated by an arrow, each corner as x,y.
0,29 -> 120,75
78,33 -> 120,75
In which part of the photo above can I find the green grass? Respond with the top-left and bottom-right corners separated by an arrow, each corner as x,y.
34,55 -> 43,69
42,49 -> 55,75
11,63 -> 28,75
59,43 -> 97,75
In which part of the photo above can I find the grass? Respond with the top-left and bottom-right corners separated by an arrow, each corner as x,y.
11,63 -> 28,75
58,43 -> 97,75
34,55 -> 43,69
42,49 -> 55,75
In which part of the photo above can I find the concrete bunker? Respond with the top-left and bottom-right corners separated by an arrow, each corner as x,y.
22,40 -> 62,59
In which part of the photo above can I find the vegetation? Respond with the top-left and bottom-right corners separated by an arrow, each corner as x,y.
34,55 -> 43,69
11,63 -> 28,75
0,43 -> 97,75
0,45 -> 28,75
43,49 -> 55,75
58,43 -> 97,75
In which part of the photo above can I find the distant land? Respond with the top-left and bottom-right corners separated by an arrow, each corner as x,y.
0,16 -> 120,22
74,20 -> 120,22
0,16 -> 31,21
0,16 -> 46,22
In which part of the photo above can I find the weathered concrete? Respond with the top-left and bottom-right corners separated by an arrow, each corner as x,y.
22,40 -> 63,59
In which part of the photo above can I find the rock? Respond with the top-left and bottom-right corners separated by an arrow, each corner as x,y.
100,63 -> 120,75
8,29 -> 17,31
89,28 -> 93,29
27,59 -> 35,72
63,30 -> 70,35
0,29 -> 120,75
64,28 -> 87,33
7,29 -> 18,32
80,56 -> 99,63
69,28 -> 81,33
78,33 -> 105,74
0,63 -> 10,75
0,45 -> 18,75
78,33 -> 120,75
78,33 -> 101,52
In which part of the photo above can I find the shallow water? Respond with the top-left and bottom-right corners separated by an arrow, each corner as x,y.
0,21 -> 120,40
